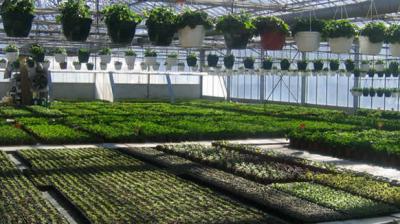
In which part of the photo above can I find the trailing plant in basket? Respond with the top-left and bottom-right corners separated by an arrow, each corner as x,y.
323,19 -> 357,38
344,59 -> 355,72
144,49 -> 157,57
145,7 -> 178,46
186,53 -> 197,67
262,57 -> 273,70
5,44 -> 18,53
207,54 -> 219,67
125,49 -> 136,57
313,59 -> 324,72
389,61 -> 399,76
224,54 -> 235,69
101,4 -> 142,44
176,9 -> 213,30
291,18 -> 325,36
253,16 -> 289,36
0,0 -> 35,37
280,59 -> 291,71
329,59 -> 340,71
360,22 -> 386,43
243,57 -> 255,69
29,44 -> 45,62
297,60 -> 308,71
216,13 -> 255,49
78,48 -> 90,63
386,24 -> 400,44
99,48 -> 111,55
57,0 -> 92,42
54,47 -> 67,55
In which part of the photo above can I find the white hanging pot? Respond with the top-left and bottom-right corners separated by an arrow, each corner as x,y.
166,57 -> 178,66
294,31 -> 321,52
328,37 -> 354,54
125,56 -> 136,66
152,62 -> 160,71
144,56 -> 157,65
6,52 -> 18,62
114,62 -> 122,70
73,63 -> 81,70
178,25 -> 206,48
361,64 -> 370,72
359,36 -> 383,55
140,62 -> 147,71
100,63 -> 107,70
374,64 -> 385,72
127,64 -> 134,70
178,64 -> 185,72
390,43 -> 400,57
165,64 -> 172,71
351,91 -> 362,97
100,55 -> 111,64
54,54 -> 67,63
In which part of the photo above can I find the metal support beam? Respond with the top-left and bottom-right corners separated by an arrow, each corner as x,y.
226,49 -> 232,101
300,52 -> 307,105
353,45 -> 360,111
199,49 -> 206,98
260,50 -> 265,101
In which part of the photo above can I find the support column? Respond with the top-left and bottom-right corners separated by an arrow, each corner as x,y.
226,49 -> 232,101
300,52 -> 307,105
260,50 -> 265,102
199,49 -> 205,99
353,45 -> 360,111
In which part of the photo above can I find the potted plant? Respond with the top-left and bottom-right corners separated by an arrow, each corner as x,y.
374,60 -> 385,72
177,62 -> 185,72
384,88 -> 392,97
54,47 -> 67,63
297,60 -> 308,71
78,48 -> 90,63
362,87 -> 370,97
100,62 -> 107,70
140,62 -> 147,71
0,59 -> 7,69
392,88 -> 399,98
323,19 -> 357,54
207,54 -> 219,68
344,59 -> 355,72
369,87 -> 376,97
57,0 -> 92,42
86,62 -> 94,70
145,7 -> 177,46
114,61 -> 122,70
280,59 -> 291,71
386,24 -> 400,57
359,22 -> 386,55
253,16 -> 289,50
313,59 -> 324,72
376,88 -> 384,97
59,62 -> 68,70
43,59 -> 50,70
350,87 -> 363,97
166,52 -> 178,66
262,57 -> 273,70
389,61 -> 399,77
98,48 -> 111,64
186,53 -> 197,67
101,4 -> 142,44
144,49 -> 157,65
361,60 -> 370,72
216,13 -> 255,49
177,9 -> 213,48
368,69 -> 376,78
329,59 -> 339,71
224,54 -> 235,70
125,50 -> 136,66
152,62 -> 160,71
29,44 -> 45,62
73,61 -> 81,70
4,44 -> 19,62
353,68 -> 361,78
292,18 -> 325,52
243,57 -> 255,70
127,64 -> 134,70
0,0 -> 35,37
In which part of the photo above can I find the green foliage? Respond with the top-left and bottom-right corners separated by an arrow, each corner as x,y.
145,7 -> 178,46
0,0 -> 34,15
78,48 -> 90,63
291,18 -> 325,36
207,54 -> 219,67
389,61 -> 399,74
4,44 -> 18,52
243,57 -> 255,69
176,9 -> 213,29
323,19 -> 357,38
386,24 -> 400,44
29,44 -> 45,62
329,59 -> 340,71
125,49 -> 136,56
144,49 -> 157,57
216,13 -> 255,35
56,0 -> 91,23
313,59 -> 324,71
99,47 -> 111,55
345,59 -> 355,72
53,47 -> 67,55
224,54 -> 235,69
360,22 -> 387,43
101,3 -> 142,24
280,59 -> 291,70
253,16 -> 290,36
186,53 -> 197,67
297,60 -> 308,71
262,57 -> 273,70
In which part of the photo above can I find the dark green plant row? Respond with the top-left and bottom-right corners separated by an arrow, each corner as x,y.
356,108 -> 400,120
0,123 -> 35,145
19,148 -> 272,223
289,129 -> 400,168
0,151 -> 68,223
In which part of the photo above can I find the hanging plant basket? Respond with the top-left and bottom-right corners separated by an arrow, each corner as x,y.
224,55 -> 235,70
107,21 -> 138,44
294,32 -> 321,52
359,36 -> 383,55
125,56 -> 136,66
329,37 -> 354,54
55,54 -> 67,63
224,32 -> 252,49
178,25 -> 206,48
100,55 -> 111,64
186,54 -> 197,67
145,7 -> 177,46
207,54 -> 219,68
78,49 -> 90,63
100,62 -> 107,70
243,57 -> 255,70
114,61 -> 122,70
166,57 -> 178,66
59,62 -> 67,70
86,63 -> 94,70
2,13 -> 34,37
61,18 -> 92,42
390,44 -> 400,57
261,31 -> 286,50
216,13 -> 254,50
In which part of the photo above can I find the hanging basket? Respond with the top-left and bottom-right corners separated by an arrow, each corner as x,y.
55,54 -> 67,63
390,43 -> 400,57
178,25 -> 206,48
125,56 -> 136,66
59,62 -> 67,70
223,32 -> 251,49
100,62 -> 107,70
107,21 -> 137,44
1,13 -> 34,37
328,37 -> 354,54
294,32 -> 321,52
260,31 -> 286,50
359,36 -> 383,55
114,62 -> 122,70
144,57 -> 157,65
100,55 -> 111,64
5,52 -> 19,62
61,18 -> 92,42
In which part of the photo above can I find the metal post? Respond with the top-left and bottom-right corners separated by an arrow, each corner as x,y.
226,49 -> 232,101
260,50 -> 265,102
300,52 -> 307,105
199,50 -> 205,99
353,45 -> 360,110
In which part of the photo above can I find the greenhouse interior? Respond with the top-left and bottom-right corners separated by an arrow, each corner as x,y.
1,0 -> 400,223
